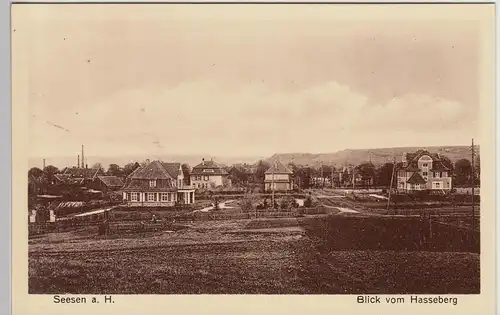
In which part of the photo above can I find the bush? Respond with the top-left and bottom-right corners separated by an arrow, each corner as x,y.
304,196 -> 313,208
241,199 -> 254,212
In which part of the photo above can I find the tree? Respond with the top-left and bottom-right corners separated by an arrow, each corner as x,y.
474,155 -> 480,185
28,167 -> 44,180
43,165 -> 59,184
92,163 -> 104,172
440,154 -> 454,171
454,158 -> 472,186
107,164 -> 122,176
122,162 -> 140,177
229,166 -> 248,186
376,162 -> 395,187
355,162 -> 376,188
28,167 -> 45,195
254,160 -> 270,182
181,164 -> 191,184
319,165 -> 333,188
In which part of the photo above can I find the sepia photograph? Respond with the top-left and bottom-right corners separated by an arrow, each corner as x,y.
12,3 -> 495,303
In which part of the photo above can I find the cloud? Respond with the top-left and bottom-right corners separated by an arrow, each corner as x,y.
29,79 -> 475,157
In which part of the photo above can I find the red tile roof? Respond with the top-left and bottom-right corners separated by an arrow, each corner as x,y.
191,159 -> 228,175
161,162 -> 182,178
129,160 -> 174,180
400,150 -> 451,171
265,160 -> 292,174
407,172 -> 427,185
97,176 -> 124,188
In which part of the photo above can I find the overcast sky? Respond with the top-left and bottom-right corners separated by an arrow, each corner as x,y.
14,4 -> 485,158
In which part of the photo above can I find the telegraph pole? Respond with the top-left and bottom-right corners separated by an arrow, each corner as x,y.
471,138 -> 475,232
271,159 -> 276,210
386,157 -> 397,214
331,162 -> 334,188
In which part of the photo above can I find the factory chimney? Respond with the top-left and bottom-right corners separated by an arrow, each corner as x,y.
81,145 -> 85,168
77,155 -> 80,168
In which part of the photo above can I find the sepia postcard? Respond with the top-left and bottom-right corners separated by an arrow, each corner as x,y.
11,2 -> 496,315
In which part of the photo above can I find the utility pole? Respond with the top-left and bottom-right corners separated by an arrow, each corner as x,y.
471,138 -> 475,232
320,161 -> 324,189
331,162 -> 334,188
386,157 -> 396,214
271,159 -> 276,210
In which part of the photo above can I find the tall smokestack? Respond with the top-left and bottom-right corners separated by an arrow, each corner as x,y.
43,159 -> 46,169
81,145 -> 84,168
77,155 -> 80,168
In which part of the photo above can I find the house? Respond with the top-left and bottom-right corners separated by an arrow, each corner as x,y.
92,176 -> 124,193
264,160 -> 293,191
58,167 -> 104,187
190,158 -> 230,189
228,165 -> 256,186
122,160 -> 195,207
396,150 -> 453,191
353,173 -> 374,187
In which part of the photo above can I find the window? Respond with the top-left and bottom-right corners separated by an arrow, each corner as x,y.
203,176 -> 209,181
131,192 -> 138,202
414,184 -> 420,190
434,172 -> 441,178
422,163 -> 428,167
147,193 -> 155,202
149,180 -> 156,188
161,193 -> 169,202
422,172 -> 428,176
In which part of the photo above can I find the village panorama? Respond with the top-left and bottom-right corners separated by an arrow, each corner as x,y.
28,144 -> 480,294
21,4 -> 484,296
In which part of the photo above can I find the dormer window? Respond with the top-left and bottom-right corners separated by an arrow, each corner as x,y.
149,180 -> 157,188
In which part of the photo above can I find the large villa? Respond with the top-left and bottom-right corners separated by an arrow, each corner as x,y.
122,160 -> 195,207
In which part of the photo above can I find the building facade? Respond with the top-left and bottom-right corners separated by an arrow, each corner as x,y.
190,158 -> 229,189
264,160 -> 293,191
122,160 -> 195,207
397,150 -> 453,191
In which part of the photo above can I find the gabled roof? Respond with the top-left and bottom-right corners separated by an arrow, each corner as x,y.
401,149 -> 451,171
265,160 -> 293,174
54,174 -> 87,185
191,159 -> 228,175
407,172 -> 427,185
129,160 -> 174,180
161,162 -> 182,178
62,167 -> 102,179
97,176 -> 124,188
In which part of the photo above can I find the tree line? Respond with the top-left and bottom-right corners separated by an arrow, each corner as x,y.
28,154 -> 480,192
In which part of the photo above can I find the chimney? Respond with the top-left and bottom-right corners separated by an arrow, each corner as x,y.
43,159 -> 46,169
81,145 -> 84,168
402,152 -> 407,167
202,158 -> 205,166
77,155 -> 80,168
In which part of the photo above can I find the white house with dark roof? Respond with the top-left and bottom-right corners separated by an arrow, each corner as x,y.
396,149 -> 453,191
122,160 -> 195,207
264,160 -> 293,191
190,158 -> 229,189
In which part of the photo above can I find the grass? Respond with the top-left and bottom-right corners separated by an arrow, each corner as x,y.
29,216 -> 480,295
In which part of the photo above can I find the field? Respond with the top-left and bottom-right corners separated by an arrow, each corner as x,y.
29,215 -> 480,294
